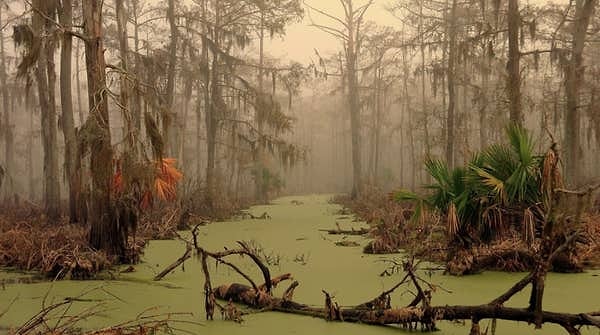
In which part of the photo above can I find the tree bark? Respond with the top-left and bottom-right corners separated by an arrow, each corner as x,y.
164,0 -> 178,156
76,40 -> 85,125
27,90 -> 35,200
419,0 -> 431,167
83,0 -> 123,258
0,6 -> 13,198
564,0 -> 597,187
59,0 -> 79,223
205,0 -> 220,206
479,52 -> 490,149
254,9 -> 267,204
196,0 -> 208,181
129,0 -> 142,132
116,0 -> 131,147
446,0 -> 457,169
32,0 -> 61,220
507,0 -> 522,125
346,0 -> 363,199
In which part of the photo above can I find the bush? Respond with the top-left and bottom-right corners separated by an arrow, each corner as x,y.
397,124 -> 550,247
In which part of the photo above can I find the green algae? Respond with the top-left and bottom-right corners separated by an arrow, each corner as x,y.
1,194 -> 598,334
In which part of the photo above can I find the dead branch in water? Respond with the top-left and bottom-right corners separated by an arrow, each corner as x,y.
187,219 -> 600,334
318,224 -> 369,235
7,285 -> 197,335
153,241 -> 192,281
206,254 -> 599,334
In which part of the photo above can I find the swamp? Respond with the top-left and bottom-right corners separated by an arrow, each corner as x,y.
0,0 -> 600,334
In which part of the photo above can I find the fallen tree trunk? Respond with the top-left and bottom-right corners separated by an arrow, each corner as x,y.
179,232 -> 600,334
213,281 -> 600,333
318,227 -> 369,235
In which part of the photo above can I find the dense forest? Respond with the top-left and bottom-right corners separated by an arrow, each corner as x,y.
0,0 -> 599,334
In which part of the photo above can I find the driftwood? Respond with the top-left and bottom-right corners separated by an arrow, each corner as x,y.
319,228 -> 369,235
187,212 -> 600,335
239,211 -> 271,220
319,222 -> 369,235
153,228 -> 204,281
208,257 -> 599,334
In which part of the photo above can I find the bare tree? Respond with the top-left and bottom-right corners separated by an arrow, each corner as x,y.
0,4 -> 13,196
59,0 -> 79,222
507,0 -> 522,125
82,0 -> 123,256
564,0 -> 598,186
28,0 -> 61,219
308,0 -> 374,198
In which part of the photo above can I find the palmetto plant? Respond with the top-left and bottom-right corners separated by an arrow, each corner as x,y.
397,125 -> 546,246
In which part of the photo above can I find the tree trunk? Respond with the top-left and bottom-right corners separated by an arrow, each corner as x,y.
402,46 -> 416,190
373,72 -> 383,184
83,0 -> 123,258
446,0 -> 457,169
178,43 -> 192,169
347,1 -> 362,198
129,0 -> 142,132
0,6 -> 13,197
205,0 -> 220,206
420,0 -> 431,166
507,0 -> 522,125
59,0 -> 79,223
368,65 -> 379,183
27,90 -> 35,200
33,0 -> 61,220
196,0 -> 208,182
75,40 -> 85,125
254,10 -> 268,204
564,0 -> 597,187
164,0 -> 178,156
195,81 -> 203,180
116,0 -> 132,148
479,53 -> 490,149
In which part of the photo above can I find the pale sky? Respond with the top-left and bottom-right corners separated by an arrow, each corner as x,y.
264,0 -> 567,65
265,0 -> 399,65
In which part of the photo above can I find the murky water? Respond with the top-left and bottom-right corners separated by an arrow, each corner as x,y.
1,195 -> 599,334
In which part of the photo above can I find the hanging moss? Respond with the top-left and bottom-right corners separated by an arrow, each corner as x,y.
529,19 -> 537,40
144,111 -> 164,160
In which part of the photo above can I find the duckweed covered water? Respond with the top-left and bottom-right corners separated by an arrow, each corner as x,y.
1,195 -> 599,334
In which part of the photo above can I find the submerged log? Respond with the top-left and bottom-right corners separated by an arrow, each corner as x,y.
320,222 -> 369,235
213,282 -> 428,326
213,281 -> 599,332
319,227 -> 369,235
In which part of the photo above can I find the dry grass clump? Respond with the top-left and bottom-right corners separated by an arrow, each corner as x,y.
1,287 -> 193,335
335,190 -> 600,274
579,212 -> 600,268
0,195 -> 248,279
180,181 -> 252,222
332,188 -> 446,260
0,211 -> 112,279
137,205 -> 185,240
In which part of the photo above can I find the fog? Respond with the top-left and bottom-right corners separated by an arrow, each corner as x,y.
0,0 -> 598,207
1,2 -> 600,334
